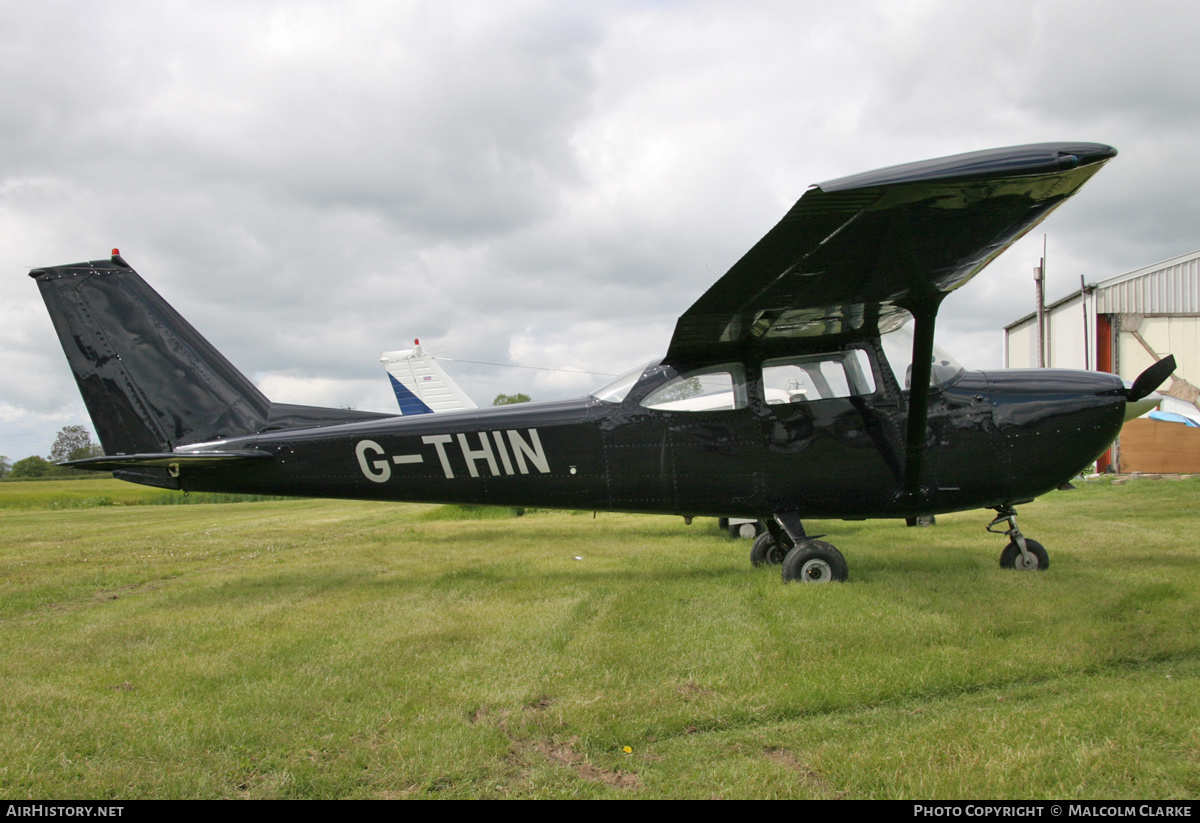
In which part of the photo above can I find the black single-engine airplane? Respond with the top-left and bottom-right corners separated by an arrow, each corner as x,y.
30,142 -> 1176,583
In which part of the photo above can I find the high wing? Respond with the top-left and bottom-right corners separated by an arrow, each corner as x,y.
666,142 -> 1117,359
665,142 -> 1117,508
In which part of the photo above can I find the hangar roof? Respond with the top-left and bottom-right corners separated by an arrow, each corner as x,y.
1094,248 -> 1200,315
1004,248 -> 1200,331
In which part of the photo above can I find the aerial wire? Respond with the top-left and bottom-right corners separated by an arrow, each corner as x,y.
431,356 -> 617,378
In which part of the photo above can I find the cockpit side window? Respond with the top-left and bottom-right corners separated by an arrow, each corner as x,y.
762,349 -> 876,404
640,363 -> 748,412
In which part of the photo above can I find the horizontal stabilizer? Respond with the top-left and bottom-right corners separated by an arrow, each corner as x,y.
63,450 -> 274,472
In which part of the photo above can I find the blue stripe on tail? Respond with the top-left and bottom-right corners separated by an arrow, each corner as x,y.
388,374 -> 434,415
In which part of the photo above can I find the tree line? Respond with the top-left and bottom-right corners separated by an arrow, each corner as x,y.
0,425 -> 103,479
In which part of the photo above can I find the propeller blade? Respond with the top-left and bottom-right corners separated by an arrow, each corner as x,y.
1126,355 -> 1176,403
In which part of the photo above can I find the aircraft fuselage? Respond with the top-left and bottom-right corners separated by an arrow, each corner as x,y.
171,360 -> 1126,520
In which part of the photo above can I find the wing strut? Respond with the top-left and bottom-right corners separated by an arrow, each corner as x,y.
898,296 -> 947,509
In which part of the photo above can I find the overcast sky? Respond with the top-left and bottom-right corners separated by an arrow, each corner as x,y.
3,0 -> 1198,460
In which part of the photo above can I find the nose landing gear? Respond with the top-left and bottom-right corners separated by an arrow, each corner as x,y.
988,507 -> 1049,571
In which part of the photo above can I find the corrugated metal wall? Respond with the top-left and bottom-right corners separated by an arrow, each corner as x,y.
1096,252 -> 1200,314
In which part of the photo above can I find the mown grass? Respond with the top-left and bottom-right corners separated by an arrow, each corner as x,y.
0,478 -> 288,510
0,477 -> 1197,798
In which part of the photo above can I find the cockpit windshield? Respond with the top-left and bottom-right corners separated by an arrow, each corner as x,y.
880,323 -> 964,389
590,360 -> 659,404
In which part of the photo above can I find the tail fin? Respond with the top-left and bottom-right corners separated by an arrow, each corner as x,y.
30,253 -> 271,454
381,340 -> 477,415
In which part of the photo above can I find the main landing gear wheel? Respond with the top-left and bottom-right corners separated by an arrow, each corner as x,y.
750,532 -> 790,567
999,539 -> 1049,571
781,541 -> 848,584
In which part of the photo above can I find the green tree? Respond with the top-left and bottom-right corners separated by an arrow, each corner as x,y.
492,393 -> 532,406
49,425 -> 102,463
0,455 -> 10,479
10,456 -> 57,479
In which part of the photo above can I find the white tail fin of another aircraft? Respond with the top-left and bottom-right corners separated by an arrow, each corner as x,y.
380,340 -> 477,415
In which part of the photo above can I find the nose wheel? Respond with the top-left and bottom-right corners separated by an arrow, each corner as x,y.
988,507 -> 1049,571
999,539 -> 1048,570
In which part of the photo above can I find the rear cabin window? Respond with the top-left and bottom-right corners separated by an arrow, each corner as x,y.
762,350 -> 875,404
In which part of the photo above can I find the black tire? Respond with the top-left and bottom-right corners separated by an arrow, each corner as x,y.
999,539 -> 1049,571
718,518 -> 729,531
750,532 -> 790,567
781,541 -> 848,583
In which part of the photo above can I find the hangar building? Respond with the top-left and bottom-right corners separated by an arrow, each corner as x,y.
1003,248 -> 1200,473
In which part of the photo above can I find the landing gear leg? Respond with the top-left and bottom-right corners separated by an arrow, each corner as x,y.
775,511 -> 848,583
987,507 -> 1049,571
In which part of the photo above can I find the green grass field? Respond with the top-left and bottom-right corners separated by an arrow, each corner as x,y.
0,477 -> 1197,798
